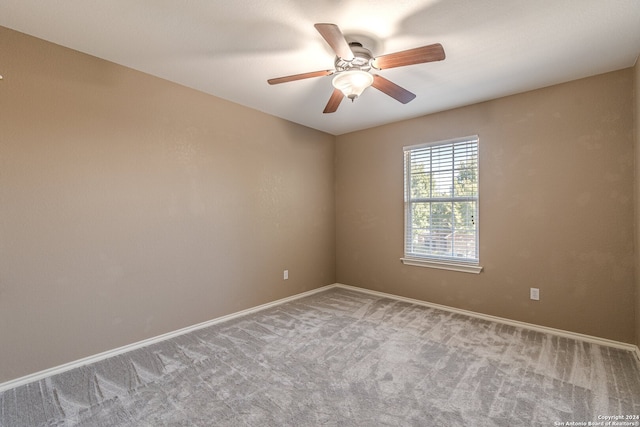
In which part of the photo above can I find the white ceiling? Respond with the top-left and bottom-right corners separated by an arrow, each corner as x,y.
1,0 -> 640,135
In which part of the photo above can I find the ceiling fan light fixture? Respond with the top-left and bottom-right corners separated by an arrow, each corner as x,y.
332,70 -> 374,101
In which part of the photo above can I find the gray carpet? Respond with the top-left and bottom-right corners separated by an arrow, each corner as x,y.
1,287 -> 639,426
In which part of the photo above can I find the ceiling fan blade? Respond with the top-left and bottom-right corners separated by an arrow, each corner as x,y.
268,70 -> 333,85
314,23 -> 355,61
372,74 -> 416,104
372,43 -> 445,70
323,88 -> 344,114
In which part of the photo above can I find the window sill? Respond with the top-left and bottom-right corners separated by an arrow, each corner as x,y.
400,258 -> 483,274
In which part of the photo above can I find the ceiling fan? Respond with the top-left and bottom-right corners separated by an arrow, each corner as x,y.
267,23 -> 445,113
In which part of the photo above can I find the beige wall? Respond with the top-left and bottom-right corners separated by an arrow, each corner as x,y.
635,58 -> 640,348
0,27 -> 336,383
336,69 -> 636,343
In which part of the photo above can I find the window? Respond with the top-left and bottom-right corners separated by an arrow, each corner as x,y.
402,136 -> 482,274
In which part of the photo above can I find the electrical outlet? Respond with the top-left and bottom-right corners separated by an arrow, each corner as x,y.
530,288 -> 540,301
283,270 -> 288,280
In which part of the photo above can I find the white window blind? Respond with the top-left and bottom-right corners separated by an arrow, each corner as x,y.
403,136 -> 479,267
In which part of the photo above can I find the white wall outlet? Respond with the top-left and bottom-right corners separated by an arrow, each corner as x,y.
283,270 -> 288,280
530,288 -> 540,301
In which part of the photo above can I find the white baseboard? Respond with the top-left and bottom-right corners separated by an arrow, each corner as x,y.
0,284 -> 336,393
2,282 -> 638,393
333,283 -> 640,359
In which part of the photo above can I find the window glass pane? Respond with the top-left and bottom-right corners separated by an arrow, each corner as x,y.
429,201 -> 453,232
453,201 -> 477,231
453,201 -> 477,260
410,202 -> 430,229
432,169 -> 453,198
454,160 -> 477,197
410,166 -> 431,199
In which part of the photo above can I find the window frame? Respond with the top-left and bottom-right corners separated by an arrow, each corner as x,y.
401,135 -> 483,274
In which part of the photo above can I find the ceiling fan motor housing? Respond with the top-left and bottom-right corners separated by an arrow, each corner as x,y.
335,42 -> 373,72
